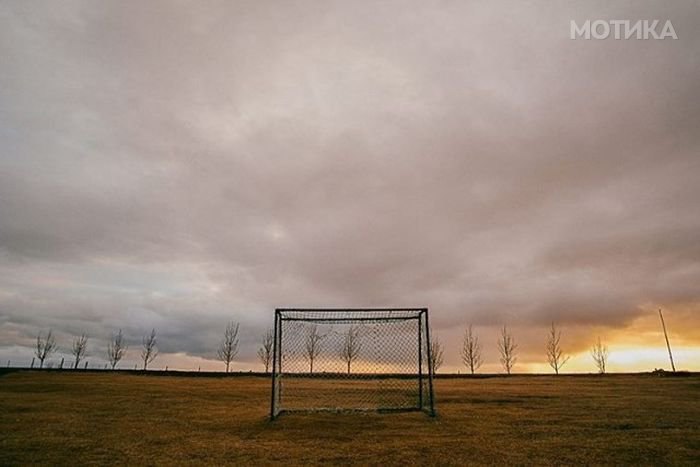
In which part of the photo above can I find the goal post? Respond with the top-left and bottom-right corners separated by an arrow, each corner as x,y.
270,308 -> 435,418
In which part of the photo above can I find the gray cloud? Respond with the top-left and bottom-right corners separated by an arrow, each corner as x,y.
1,1 -> 699,368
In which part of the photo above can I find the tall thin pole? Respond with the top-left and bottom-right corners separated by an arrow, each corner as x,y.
658,309 -> 676,372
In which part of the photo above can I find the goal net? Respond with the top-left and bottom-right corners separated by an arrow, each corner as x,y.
270,308 -> 435,418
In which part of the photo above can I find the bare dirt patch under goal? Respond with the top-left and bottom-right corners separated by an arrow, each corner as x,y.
1,371 -> 699,465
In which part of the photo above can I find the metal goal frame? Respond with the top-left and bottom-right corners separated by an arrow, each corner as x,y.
270,307 -> 435,419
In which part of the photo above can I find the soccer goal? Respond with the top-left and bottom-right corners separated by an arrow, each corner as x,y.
270,308 -> 435,418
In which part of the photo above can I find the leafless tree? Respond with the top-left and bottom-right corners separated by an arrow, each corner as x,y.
107,329 -> 127,369
429,330 -> 444,374
591,337 -> 609,374
217,322 -> 240,373
71,333 -> 89,369
339,325 -> 362,374
546,322 -> 570,375
461,324 -> 483,374
141,328 -> 159,370
257,328 -> 273,373
304,325 -> 325,374
35,329 -> 57,368
498,325 -> 517,374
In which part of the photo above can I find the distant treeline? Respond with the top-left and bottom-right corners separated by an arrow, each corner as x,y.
8,319 -> 678,375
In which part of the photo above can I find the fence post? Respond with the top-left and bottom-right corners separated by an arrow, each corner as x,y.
31,357 -> 35,369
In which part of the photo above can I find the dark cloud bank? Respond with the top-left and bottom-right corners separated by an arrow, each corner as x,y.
1,1 -> 699,368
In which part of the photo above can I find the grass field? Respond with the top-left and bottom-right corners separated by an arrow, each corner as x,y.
1,371 -> 698,465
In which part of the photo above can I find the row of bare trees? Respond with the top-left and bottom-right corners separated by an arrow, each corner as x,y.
35,329 -> 88,369
33,330 -> 89,369
292,325 -> 364,374
105,328 -> 159,370
216,322 -> 271,373
222,322 -> 365,374
34,322 -> 267,373
32,322 -> 611,374
448,323 -> 610,374
34,328 -> 159,370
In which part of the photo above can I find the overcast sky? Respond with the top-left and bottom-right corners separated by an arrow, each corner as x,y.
1,1 -> 699,372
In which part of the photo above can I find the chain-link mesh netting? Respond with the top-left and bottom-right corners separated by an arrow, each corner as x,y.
270,309 -> 435,417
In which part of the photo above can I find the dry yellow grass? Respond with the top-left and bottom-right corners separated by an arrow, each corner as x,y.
1,371 -> 698,465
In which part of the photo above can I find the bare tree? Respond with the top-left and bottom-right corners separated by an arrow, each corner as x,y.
545,322 -> 570,375
217,322 -> 240,373
498,325 -> 517,374
257,328 -> 273,373
35,329 -> 57,368
339,325 -> 362,374
304,325 -> 325,374
71,333 -> 89,369
429,330 -> 444,374
591,337 -> 609,374
461,324 -> 483,375
107,329 -> 127,369
141,328 -> 159,370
